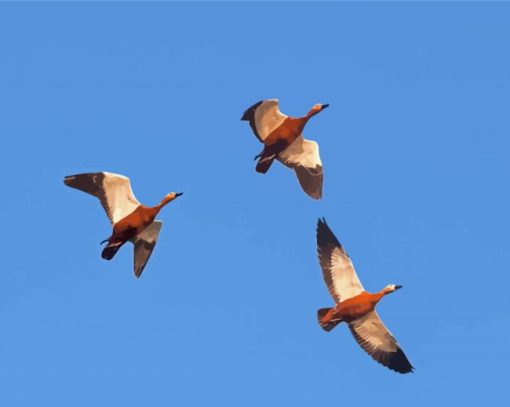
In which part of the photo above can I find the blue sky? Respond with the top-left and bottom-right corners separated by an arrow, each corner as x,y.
1,2 -> 509,406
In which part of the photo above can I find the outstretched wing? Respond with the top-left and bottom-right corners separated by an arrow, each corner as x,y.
241,99 -> 288,142
130,221 -> 162,278
64,172 -> 140,224
348,311 -> 414,374
316,218 -> 364,302
278,136 -> 323,199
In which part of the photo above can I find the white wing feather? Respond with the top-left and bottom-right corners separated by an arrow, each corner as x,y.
101,173 -> 140,224
316,219 -> 364,302
278,136 -> 323,199
63,172 -> 140,224
348,311 -> 414,373
242,99 -> 288,142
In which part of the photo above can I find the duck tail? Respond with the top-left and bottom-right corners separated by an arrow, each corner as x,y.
255,154 -> 276,174
101,242 -> 123,260
317,307 -> 342,332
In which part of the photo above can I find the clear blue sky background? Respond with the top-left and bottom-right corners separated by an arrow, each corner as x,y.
1,2 -> 509,406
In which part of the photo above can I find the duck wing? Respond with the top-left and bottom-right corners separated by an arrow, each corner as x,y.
64,172 -> 140,224
278,136 -> 323,199
316,218 -> 364,302
348,311 -> 414,374
130,221 -> 162,278
241,99 -> 288,142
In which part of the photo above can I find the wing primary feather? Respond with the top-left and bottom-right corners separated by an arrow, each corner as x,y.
241,100 -> 263,121
317,218 -> 342,251
316,218 -> 364,302
131,221 -> 163,278
64,172 -> 140,225
242,99 -> 287,142
348,312 -> 414,374
241,100 -> 264,141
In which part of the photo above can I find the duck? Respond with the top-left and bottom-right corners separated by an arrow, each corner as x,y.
241,99 -> 328,200
316,218 -> 413,374
64,172 -> 182,278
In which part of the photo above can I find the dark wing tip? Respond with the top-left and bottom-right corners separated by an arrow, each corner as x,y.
63,174 -> 83,188
305,187 -> 322,200
63,175 -> 74,186
388,348 -> 414,374
241,100 -> 263,121
374,347 -> 413,374
63,172 -> 104,195
133,238 -> 159,279
294,165 -> 323,200
317,217 -> 327,229
317,217 -> 341,249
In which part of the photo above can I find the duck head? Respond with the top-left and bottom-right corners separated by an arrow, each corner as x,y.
160,192 -> 183,207
307,103 -> 329,118
382,284 -> 403,295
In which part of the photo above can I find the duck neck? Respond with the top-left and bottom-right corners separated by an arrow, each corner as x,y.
373,289 -> 390,304
144,205 -> 161,220
294,111 -> 316,131
304,109 -> 320,121
152,196 -> 172,214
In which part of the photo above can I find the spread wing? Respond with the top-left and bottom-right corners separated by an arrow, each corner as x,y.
348,311 -> 414,374
316,218 -> 364,302
278,136 -> 323,199
130,221 -> 162,278
64,172 -> 140,224
241,99 -> 288,142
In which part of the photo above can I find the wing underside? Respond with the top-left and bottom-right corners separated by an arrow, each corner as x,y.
316,218 -> 363,302
130,220 -> 163,278
278,136 -> 323,199
242,99 -> 288,142
64,172 -> 140,224
348,311 -> 413,374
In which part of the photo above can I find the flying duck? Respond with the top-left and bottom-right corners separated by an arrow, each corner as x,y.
316,218 -> 413,374
241,99 -> 328,199
64,172 -> 182,278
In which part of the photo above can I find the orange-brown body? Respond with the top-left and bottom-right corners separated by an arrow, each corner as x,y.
101,205 -> 159,259
255,106 -> 325,173
320,291 -> 385,326
264,117 -> 308,148
101,193 -> 179,260
110,205 -> 158,244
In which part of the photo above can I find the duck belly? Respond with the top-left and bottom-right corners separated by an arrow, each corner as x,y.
337,301 -> 376,322
264,118 -> 303,147
112,208 -> 154,243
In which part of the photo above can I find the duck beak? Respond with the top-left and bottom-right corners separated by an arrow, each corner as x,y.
321,104 -> 330,110
395,285 -> 403,290
175,192 -> 183,198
